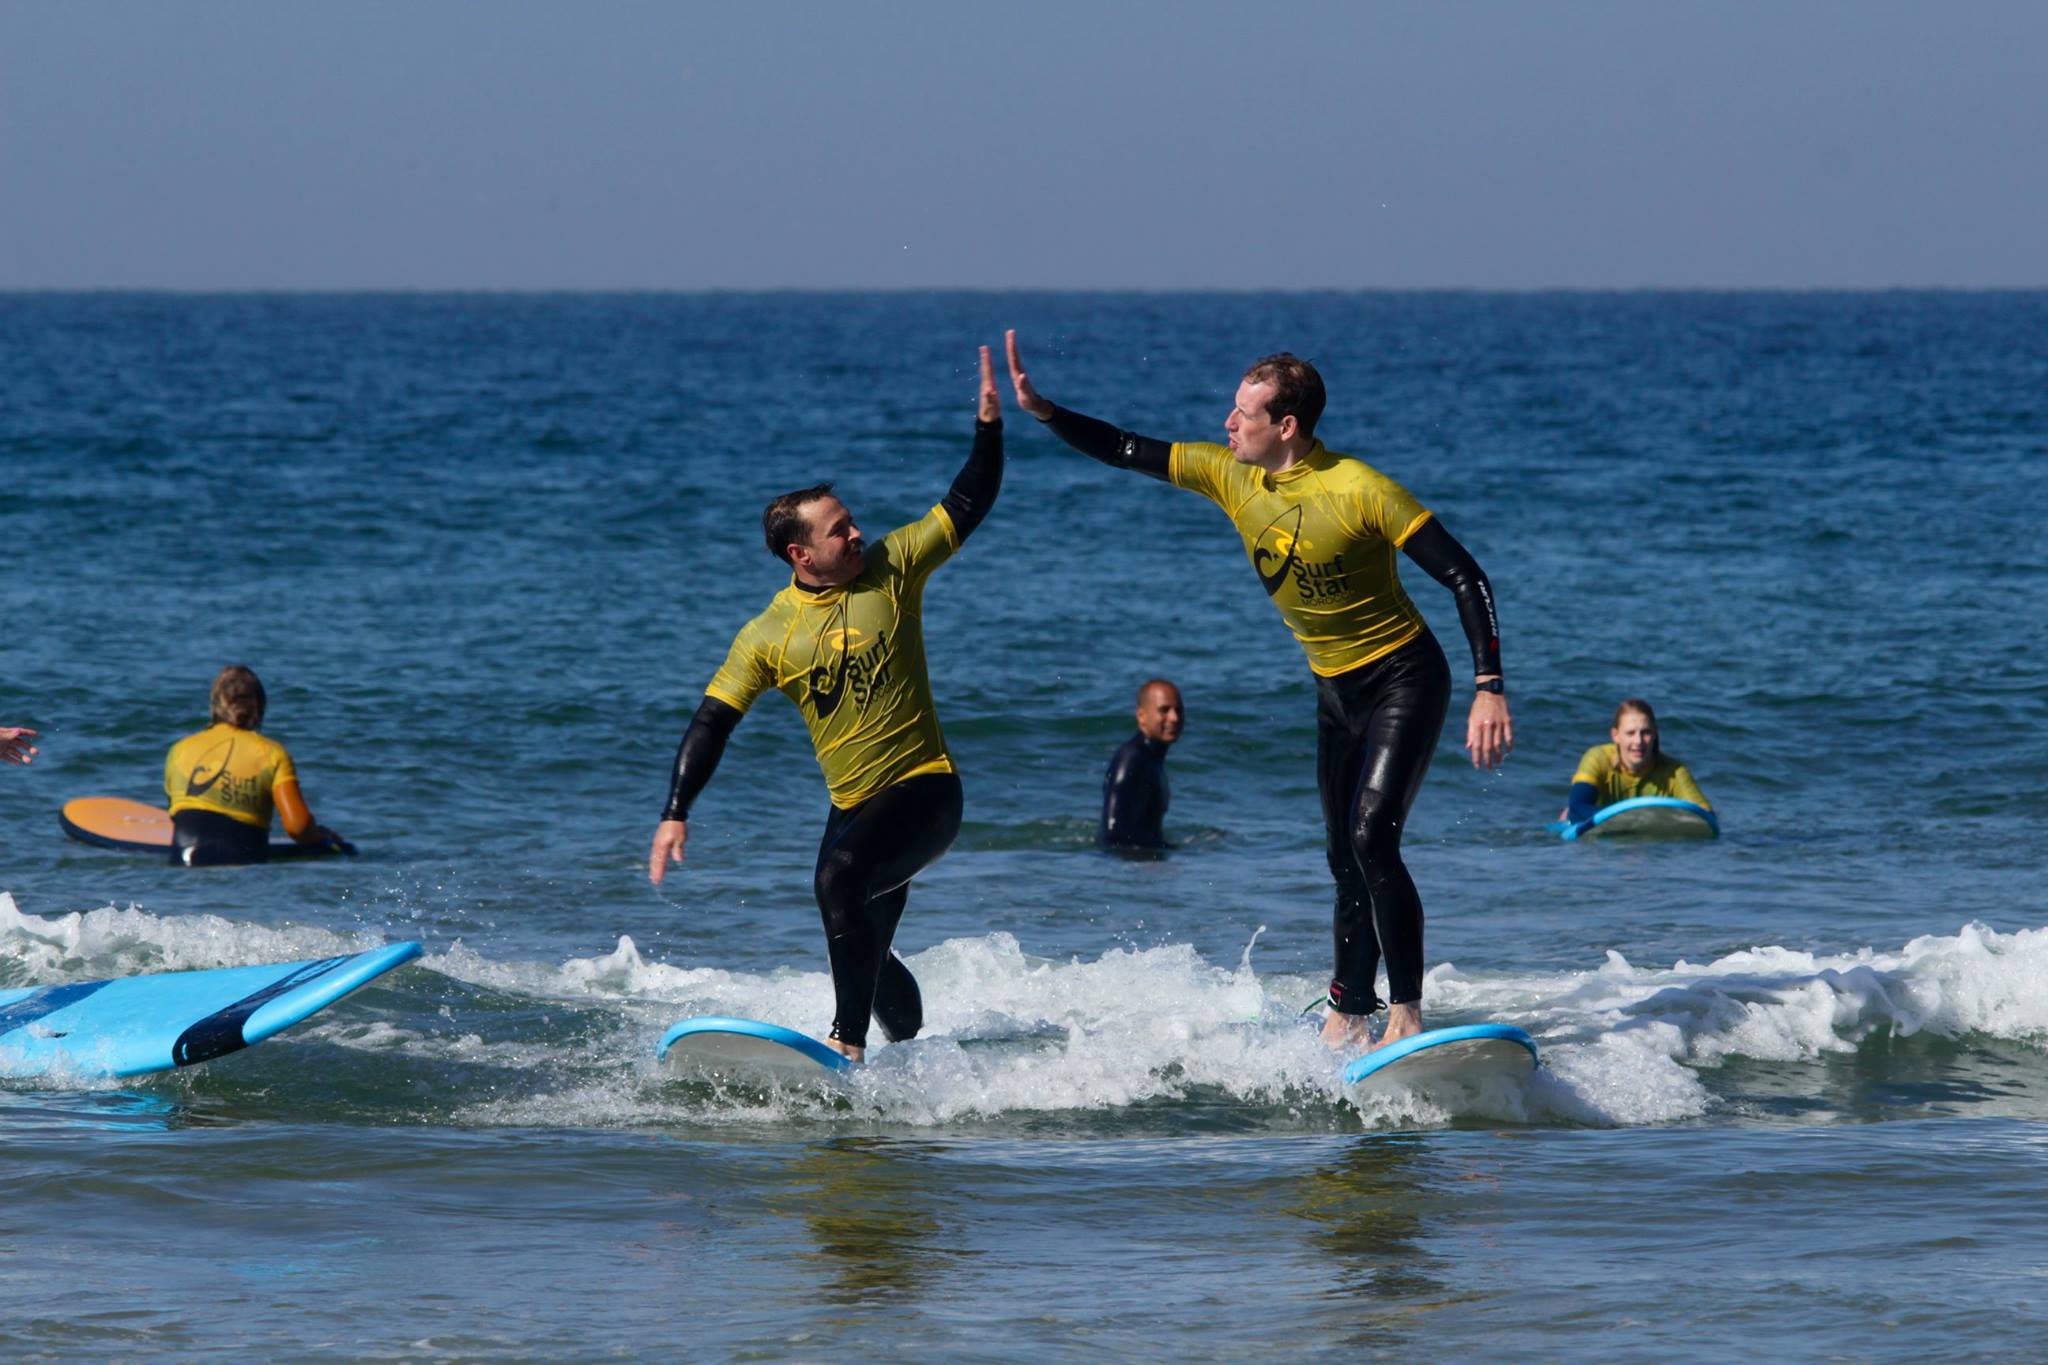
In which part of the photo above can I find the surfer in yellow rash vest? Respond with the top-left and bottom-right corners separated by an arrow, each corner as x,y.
1,727 -> 37,765
647,347 -> 1005,1064
164,665 -> 343,865
1007,331 -> 1512,1055
1561,698 -> 1711,823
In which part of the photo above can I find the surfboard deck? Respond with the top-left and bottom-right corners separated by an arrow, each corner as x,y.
59,796 -> 354,859
1343,1023 -> 1540,1090
1554,795 -> 1718,842
657,1016 -> 854,1081
0,942 -> 422,1079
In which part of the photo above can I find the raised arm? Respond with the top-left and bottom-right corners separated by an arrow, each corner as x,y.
1006,329 -> 1172,481
939,345 -> 1006,544
1401,519 -> 1513,769
648,695 -> 744,885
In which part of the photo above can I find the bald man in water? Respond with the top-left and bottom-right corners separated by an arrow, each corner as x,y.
1100,679 -> 1184,850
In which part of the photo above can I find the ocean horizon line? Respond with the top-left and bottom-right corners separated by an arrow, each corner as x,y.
5,284 -> 2046,299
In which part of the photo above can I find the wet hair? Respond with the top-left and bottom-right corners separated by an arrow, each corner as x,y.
1136,678 -> 1181,706
762,483 -> 836,564
1612,697 -> 1660,761
211,665 -> 267,730
1242,353 -> 1327,438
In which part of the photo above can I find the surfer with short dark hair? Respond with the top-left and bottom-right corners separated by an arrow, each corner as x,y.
1006,331 -> 1512,1055
1101,679 -> 1184,851
648,346 -> 1005,1063
164,664 -> 344,865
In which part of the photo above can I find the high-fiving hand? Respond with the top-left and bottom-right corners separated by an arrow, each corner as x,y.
1004,330 -> 1054,420
977,344 -> 1001,423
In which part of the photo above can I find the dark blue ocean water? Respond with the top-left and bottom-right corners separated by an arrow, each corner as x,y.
3,292 -> 2046,1358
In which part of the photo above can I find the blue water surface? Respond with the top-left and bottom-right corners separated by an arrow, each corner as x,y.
2,292 -> 2045,1359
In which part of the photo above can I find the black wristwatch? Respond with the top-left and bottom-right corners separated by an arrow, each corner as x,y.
1474,678 -> 1505,695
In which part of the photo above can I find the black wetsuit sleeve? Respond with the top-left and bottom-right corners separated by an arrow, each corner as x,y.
1041,404 -> 1173,482
660,696 -> 744,823
1566,783 -> 1600,823
1402,518 -> 1503,679
939,418 -> 1004,544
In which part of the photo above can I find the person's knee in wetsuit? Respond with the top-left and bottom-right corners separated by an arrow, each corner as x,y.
812,771 -> 963,1049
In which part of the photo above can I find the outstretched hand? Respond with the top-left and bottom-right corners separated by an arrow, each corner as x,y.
977,344 -> 1000,423
648,819 -> 688,886
1466,691 -> 1513,770
1,726 -> 37,766
1004,329 -> 1054,420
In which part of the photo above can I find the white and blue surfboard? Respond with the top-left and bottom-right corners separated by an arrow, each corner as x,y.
1554,795 -> 1719,842
1343,1023 -> 1540,1091
0,942 -> 422,1080
657,1016 -> 853,1081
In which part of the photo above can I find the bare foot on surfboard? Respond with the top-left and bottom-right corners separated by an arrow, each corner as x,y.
1318,1011 -> 1373,1051
1372,1003 -> 1425,1051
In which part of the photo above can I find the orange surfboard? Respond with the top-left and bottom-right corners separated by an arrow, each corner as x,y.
59,796 -> 351,859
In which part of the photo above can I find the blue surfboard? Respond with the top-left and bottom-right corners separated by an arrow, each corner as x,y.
657,1016 -> 854,1080
0,942 -> 422,1080
1343,1023 -> 1540,1089
1554,795 -> 1718,842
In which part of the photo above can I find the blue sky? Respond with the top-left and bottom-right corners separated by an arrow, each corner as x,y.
3,1 -> 2043,288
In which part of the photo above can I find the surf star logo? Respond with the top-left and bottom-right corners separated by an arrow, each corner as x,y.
807,608 -> 894,719
1253,506 -> 1307,597
1291,549 -> 1350,603
184,737 -> 236,797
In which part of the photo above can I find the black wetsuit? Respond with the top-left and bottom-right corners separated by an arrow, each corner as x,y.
812,770 -> 961,1045
170,808 -> 269,866
660,418 -> 1002,1050
1317,636 -> 1449,1011
1100,733 -> 1171,850
1037,404 -> 1501,1014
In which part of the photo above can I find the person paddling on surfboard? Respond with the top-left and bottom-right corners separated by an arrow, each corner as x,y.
1006,332 -> 1511,1055
648,347 -> 1005,1064
1561,698 -> 1711,824
1,727 -> 37,766
164,665 -> 345,866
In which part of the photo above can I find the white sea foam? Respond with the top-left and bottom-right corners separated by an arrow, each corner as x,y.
448,918 -> 2048,1130
0,890 -> 376,982
9,891 -> 2047,1129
